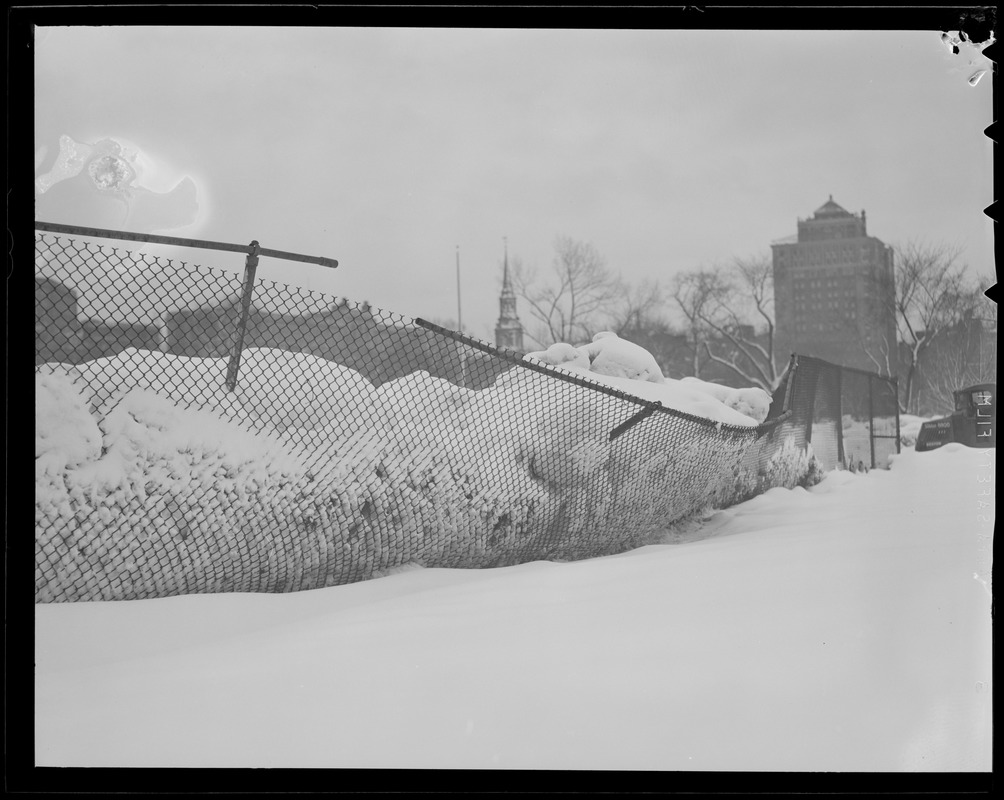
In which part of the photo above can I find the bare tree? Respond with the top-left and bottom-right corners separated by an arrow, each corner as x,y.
610,277 -> 666,334
705,254 -> 784,391
673,255 -> 783,391
884,240 -> 986,414
609,278 -> 694,377
509,236 -> 622,347
916,300 -> 996,414
672,268 -> 727,379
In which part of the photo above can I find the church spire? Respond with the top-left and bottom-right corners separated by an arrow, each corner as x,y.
500,236 -> 516,300
495,235 -> 524,352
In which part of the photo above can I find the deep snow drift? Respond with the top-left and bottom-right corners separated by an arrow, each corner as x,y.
34,443 -> 993,771
35,342 -> 776,601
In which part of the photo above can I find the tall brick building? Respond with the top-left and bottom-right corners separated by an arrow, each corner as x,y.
772,197 -> 897,372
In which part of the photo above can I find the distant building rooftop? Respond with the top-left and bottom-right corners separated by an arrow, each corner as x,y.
811,195 -> 853,219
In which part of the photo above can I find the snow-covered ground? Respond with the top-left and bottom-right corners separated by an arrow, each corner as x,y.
34,442 -> 993,771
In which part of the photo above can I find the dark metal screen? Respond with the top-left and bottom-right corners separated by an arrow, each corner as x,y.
763,354 -> 900,473
730,353 -> 901,508
36,228 -> 794,603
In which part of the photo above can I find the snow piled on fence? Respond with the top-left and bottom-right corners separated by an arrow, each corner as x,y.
35,344 -> 775,601
34,443 -> 994,771
35,372 -> 103,474
525,332 -> 772,426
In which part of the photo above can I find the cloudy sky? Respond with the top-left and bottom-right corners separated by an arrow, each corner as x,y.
34,25 -> 994,341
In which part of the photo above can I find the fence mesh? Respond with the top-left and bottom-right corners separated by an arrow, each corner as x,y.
34,232 -> 780,601
33,230 -> 894,603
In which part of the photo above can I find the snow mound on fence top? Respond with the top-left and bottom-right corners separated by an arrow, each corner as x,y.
526,333 -> 767,427
527,342 -> 591,372
576,331 -> 666,383
36,372 -> 103,474
679,377 -> 772,425
578,369 -> 763,427
528,331 -> 664,384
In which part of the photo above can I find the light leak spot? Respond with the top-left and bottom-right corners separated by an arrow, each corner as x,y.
35,134 -> 203,234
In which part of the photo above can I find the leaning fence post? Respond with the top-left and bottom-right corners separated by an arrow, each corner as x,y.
609,401 -> 662,441
226,240 -> 260,392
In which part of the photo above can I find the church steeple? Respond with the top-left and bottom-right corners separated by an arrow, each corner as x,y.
500,238 -> 516,307
495,236 -> 525,352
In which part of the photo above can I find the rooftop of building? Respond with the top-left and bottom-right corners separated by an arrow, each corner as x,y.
811,195 -> 854,219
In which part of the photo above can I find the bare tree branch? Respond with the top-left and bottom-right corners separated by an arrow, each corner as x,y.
884,239 -> 983,414
509,236 -> 621,346
672,268 -> 730,379
610,277 -> 666,334
673,255 -> 782,391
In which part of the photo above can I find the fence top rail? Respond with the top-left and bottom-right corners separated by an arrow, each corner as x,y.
415,318 -> 789,439
791,352 -> 897,384
35,221 -> 339,269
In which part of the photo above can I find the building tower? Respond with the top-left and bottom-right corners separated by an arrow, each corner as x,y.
771,196 -> 897,372
494,237 -> 525,352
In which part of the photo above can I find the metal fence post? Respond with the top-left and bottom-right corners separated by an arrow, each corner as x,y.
868,374 -> 876,469
893,376 -> 901,454
803,358 -> 816,447
226,241 -> 260,392
835,365 -> 845,468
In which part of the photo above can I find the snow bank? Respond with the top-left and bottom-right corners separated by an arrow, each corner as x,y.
35,370 -> 102,475
376,370 -> 476,451
35,341 -> 776,602
34,359 -> 565,600
35,373 -> 328,602
236,348 -> 385,437
69,348 -> 244,419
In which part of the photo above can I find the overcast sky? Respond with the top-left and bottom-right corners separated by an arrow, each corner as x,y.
34,26 -> 994,341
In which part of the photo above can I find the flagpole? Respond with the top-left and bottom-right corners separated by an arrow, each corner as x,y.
456,245 -> 462,333
456,245 -> 467,387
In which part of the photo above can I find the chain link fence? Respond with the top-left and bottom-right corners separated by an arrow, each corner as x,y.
34,226 -> 891,603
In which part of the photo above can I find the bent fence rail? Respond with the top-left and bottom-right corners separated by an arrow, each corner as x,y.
34,223 -> 891,603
